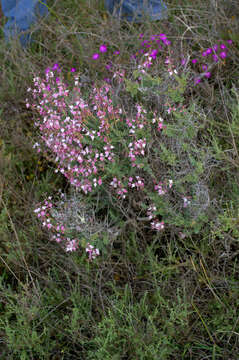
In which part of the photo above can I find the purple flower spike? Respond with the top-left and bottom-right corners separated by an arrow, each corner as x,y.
202,51 -> 207,57
219,51 -> 227,59
213,44 -> 218,51
206,48 -> 212,55
92,53 -> 99,60
212,54 -> 219,62
204,72 -> 211,78
55,77 -> 60,83
159,33 -> 167,40
100,44 -> 107,53
194,78 -> 201,85
202,64 -> 208,71
227,40 -> 233,45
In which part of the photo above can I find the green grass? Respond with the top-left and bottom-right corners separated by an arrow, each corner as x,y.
0,0 -> 239,358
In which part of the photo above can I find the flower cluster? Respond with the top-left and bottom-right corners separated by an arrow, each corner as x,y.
188,40 -> 233,84
33,191 -> 101,260
33,195 -> 81,252
91,33 -> 233,87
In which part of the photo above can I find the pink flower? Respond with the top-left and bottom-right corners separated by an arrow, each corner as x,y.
92,53 -> 99,60
52,63 -> 60,71
204,72 -> 211,78
194,77 -> 201,85
66,239 -> 78,252
219,51 -> 227,59
150,49 -> 158,57
86,243 -> 100,261
206,48 -> 212,55
99,44 -> 107,53
159,33 -> 167,40
220,44 -> 227,50
181,58 -> 186,65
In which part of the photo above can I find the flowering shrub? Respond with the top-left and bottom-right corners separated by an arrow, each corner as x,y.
26,32 -> 232,261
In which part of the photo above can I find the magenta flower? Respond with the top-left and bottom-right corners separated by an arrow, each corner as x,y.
45,67 -> 51,74
150,49 -> 158,57
71,68 -> 76,72
206,48 -> 212,55
105,64 -> 112,71
227,40 -> 233,45
99,44 -> 107,53
141,40 -> 147,47
163,39 -> 171,46
181,58 -> 186,65
212,44 -> 218,51
220,44 -> 227,50
192,59 -> 198,64
103,77 -> 111,84
52,63 -> 60,71
202,64 -> 208,71
204,72 -> 211,78
212,54 -> 219,62
219,51 -> 227,59
194,77 -> 201,85
92,53 -> 99,60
